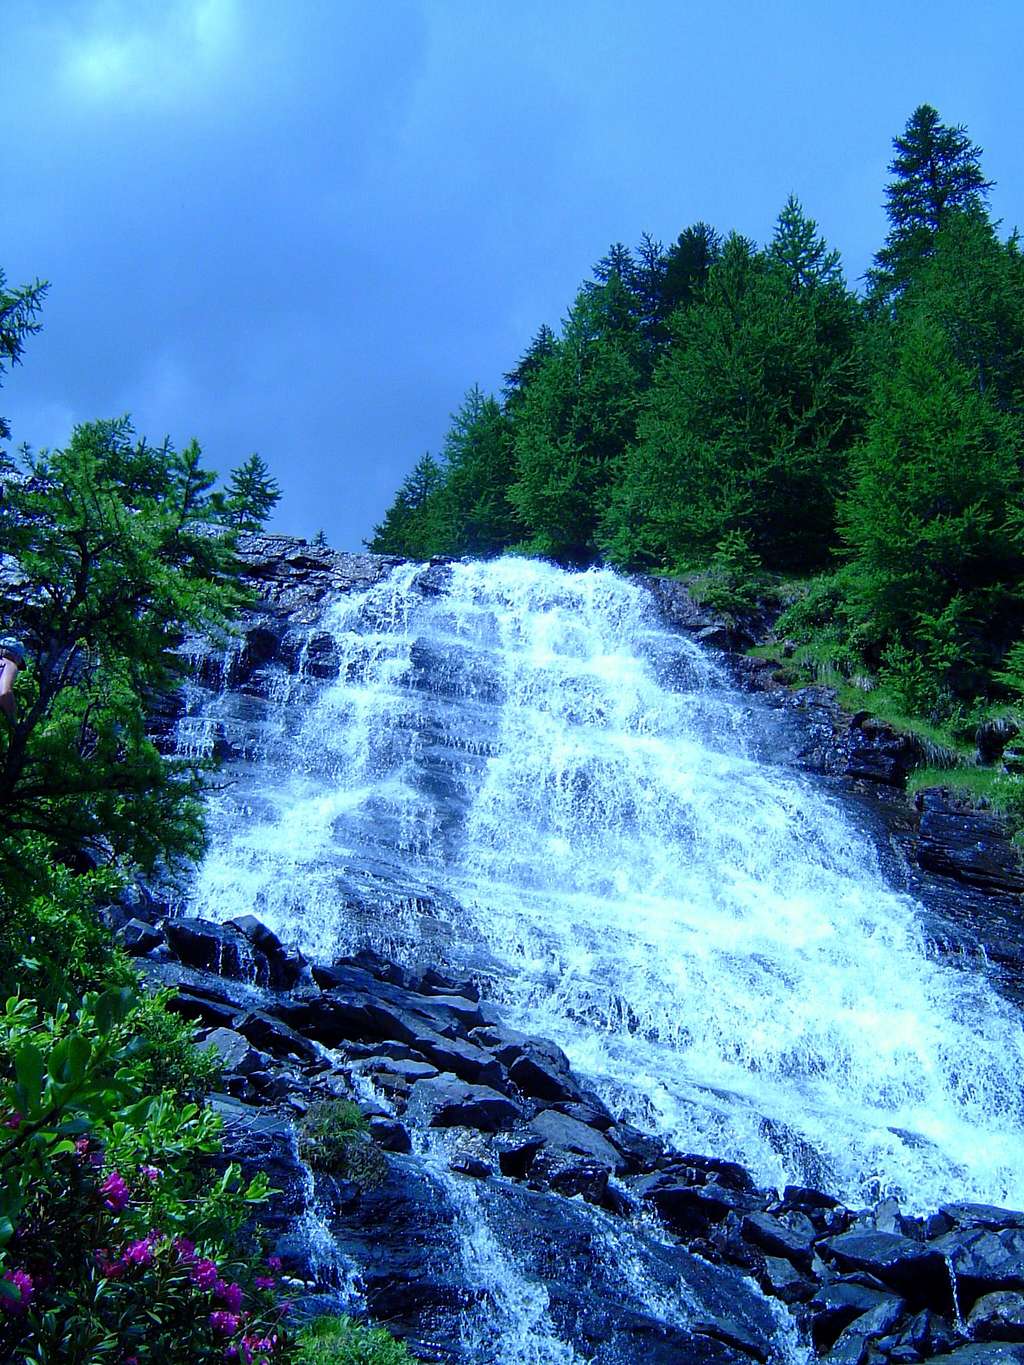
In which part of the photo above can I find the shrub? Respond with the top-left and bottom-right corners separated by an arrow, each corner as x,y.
294,1314 -> 413,1364
125,989 -> 224,1103
296,1100 -> 386,1187
0,989 -> 291,1361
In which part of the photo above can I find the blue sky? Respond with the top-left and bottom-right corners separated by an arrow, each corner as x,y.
3,0 -> 1022,548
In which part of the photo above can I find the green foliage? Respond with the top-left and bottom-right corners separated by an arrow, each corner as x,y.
510,271 -> 646,563
215,452 -> 283,532
123,990 -> 224,1104
0,989 -> 290,1362
0,269 -> 48,441
605,213 -> 862,573
0,418 -> 249,878
689,532 -> 766,620
869,104 -> 993,303
294,1314 -> 413,1365
0,850 -> 131,1008
296,1099 -> 385,1187
430,386 -> 520,556
367,452 -> 446,557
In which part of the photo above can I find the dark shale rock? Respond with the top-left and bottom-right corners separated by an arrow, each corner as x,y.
164,917 -> 257,980
164,985 -> 240,1029
196,1026 -> 268,1075
925,1347 -> 1024,1365
407,1075 -> 524,1133
496,1135 -> 546,1179
823,1296 -> 908,1362
759,1254 -> 814,1304
915,789 -> 1024,896
969,1291 -> 1024,1342
529,1109 -> 625,1174
528,1150 -> 611,1205
119,918 -> 164,956
236,1009 -> 324,1065
820,1230 -> 949,1308
368,1117 -> 413,1154
941,1205 -> 1024,1232
225,914 -> 306,989
742,1210 -> 815,1269
807,1281 -> 906,1350
936,1226 -> 1024,1306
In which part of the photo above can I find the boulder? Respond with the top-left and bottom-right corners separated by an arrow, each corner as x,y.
741,1211 -> 815,1269
236,1009 -> 323,1065
820,1229 -> 949,1307
407,1075 -> 524,1133
164,917 -> 257,980
528,1109 -> 625,1173
968,1291 -> 1024,1342
196,1027 -> 267,1076
936,1227 -> 1024,1307
807,1281 -> 906,1351
226,914 -> 306,989
119,918 -> 164,956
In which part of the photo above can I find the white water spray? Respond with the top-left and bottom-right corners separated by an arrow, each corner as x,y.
181,557 -> 1024,1213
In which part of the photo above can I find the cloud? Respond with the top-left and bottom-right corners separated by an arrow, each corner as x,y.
58,0 -> 239,106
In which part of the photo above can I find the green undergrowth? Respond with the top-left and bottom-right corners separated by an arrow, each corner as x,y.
295,1314 -> 413,1364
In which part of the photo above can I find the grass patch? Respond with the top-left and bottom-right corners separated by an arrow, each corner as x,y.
294,1314 -> 413,1364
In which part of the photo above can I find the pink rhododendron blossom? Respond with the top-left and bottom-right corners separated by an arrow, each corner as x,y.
101,1170 -> 130,1212
140,1164 -> 161,1182
209,1310 -> 241,1335
1,1269 -> 33,1314
215,1280 -> 243,1311
265,1256 -> 282,1272
253,1275 -> 275,1290
173,1236 -> 196,1262
4,1111 -> 23,1130
191,1257 -> 219,1291
122,1238 -> 155,1268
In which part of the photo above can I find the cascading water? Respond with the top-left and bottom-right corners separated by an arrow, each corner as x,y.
178,556 -> 1024,1219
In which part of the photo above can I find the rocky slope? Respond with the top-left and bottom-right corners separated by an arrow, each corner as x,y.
131,536 -> 1024,1364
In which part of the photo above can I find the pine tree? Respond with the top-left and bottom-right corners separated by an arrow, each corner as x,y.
604,218 -> 862,572
502,325 -> 557,411
868,104 -> 993,303
367,452 -> 446,557
0,270 -> 48,441
660,222 -> 722,318
509,273 -> 646,563
216,453 -> 282,532
0,419 -> 247,876
431,386 -> 519,556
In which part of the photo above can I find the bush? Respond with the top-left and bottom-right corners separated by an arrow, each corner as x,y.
125,989 -> 224,1104
296,1100 -> 386,1187
295,1314 -> 413,1365
689,531 -> 767,620
0,989 -> 291,1362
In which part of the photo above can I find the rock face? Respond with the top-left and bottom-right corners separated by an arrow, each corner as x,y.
124,905 -> 1024,1364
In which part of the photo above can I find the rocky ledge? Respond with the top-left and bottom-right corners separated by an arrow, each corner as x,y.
110,901 -> 1024,1365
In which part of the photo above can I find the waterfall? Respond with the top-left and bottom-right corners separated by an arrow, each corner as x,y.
179,556 -> 1024,1214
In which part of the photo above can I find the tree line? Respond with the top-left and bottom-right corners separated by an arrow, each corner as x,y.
369,105 -> 1024,730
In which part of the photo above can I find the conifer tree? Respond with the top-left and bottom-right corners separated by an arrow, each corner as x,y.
868,104 -> 993,303
216,452 -> 282,531
367,452 -> 446,558
0,270 -> 48,441
431,386 -> 519,556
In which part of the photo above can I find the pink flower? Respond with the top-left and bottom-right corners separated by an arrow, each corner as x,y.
173,1236 -> 196,1263
1,1268 -> 33,1314
101,1170 -> 130,1213
122,1238 -> 155,1269
253,1275 -> 275,1290
140,1164 -> 161,1182
4,1111 -> 23,1131
190,1257 -> 219,1291
210,1310 -> 241,1335
264,1255 -> 282,1272
95,1249 -> 126,1280
215,1279 -> 243,1311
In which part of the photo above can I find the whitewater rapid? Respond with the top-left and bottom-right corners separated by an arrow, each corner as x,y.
178,556 -> 1024,1214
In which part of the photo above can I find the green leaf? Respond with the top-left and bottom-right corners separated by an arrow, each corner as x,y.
14,1042 -> 44,1113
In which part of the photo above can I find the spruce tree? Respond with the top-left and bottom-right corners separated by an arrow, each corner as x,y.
431,386 -> 519,556
868,104 -> 993,303
0,270 -> 48,441
216,453 -> 282,531
367,452 -> 446,557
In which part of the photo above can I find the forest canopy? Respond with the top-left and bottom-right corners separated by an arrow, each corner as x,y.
369,104 -> 1024,737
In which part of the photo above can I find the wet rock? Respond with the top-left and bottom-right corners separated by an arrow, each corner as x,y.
528,1150 -> 610,1205
915,789 -> 1024,896
236,1009 -> 323,1065
407,1075 -> 524,1133
496,1135 -> 545,1179
894,1308 -> 961,1360
164,917 -> 257,980
367,1117 -> 413,1154
119,918 -> 164,956
823,1296 -> 908,1363
941,1205 -> 1024,1232
604,1122 -> 666,1174
449,1153 -> 491,1179
807,1281 -> 906,1350
783,1185 -> 842,1213
977,717 -> 1020,765
821,1229 -> 949,1307
165,986 -> 240,1029
226,914 -> 306,990
936,1226 -> 1024,1306
741,1211 -> 815,1269
968,1291 -> 1024,1342
759,1254 -> 814,1304
641,1179 -> 764,1238
529,1109 -> 625,1174
551,1099 -> 616,1131
845,716 -> 920,787
196,1027 -> 268,1076
925,1347 -> 1024,1364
